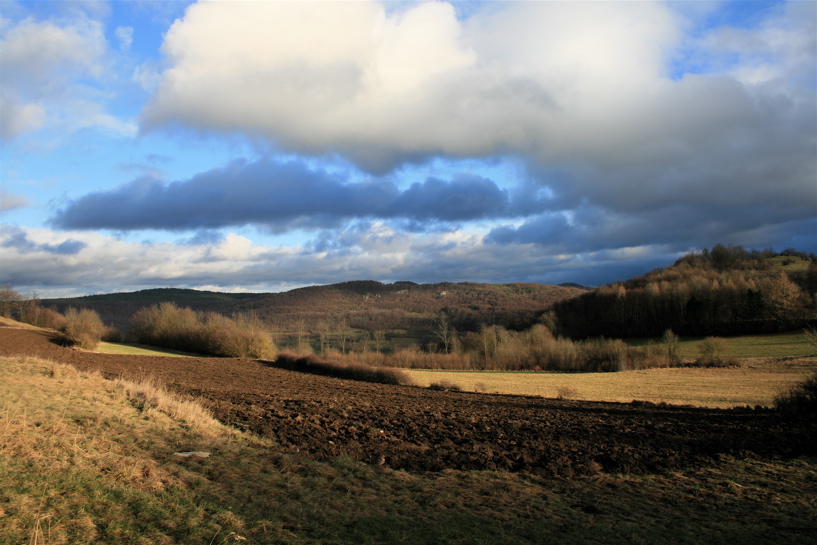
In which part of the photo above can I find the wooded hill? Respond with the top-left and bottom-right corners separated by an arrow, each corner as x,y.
40,281 -> 586,336
552,245 -> 817,338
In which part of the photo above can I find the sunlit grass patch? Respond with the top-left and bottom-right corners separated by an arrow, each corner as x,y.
96,342 -> 194,357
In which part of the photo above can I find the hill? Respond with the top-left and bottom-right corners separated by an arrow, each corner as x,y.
40,281 -> 585,335
552,245 -> 817,338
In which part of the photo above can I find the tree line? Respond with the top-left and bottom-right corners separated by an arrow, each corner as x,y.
551,245 -> 817,338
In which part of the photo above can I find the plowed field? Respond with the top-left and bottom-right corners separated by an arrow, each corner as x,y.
2,326 -> 814,476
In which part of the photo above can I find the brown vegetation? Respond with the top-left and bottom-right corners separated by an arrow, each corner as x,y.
129,302 -> 276,358
334,324 -> 714,373
272,352 -> 411,385
58,307 -> 107,349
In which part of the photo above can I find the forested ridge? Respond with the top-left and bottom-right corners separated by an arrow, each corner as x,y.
552,245 -> 817,338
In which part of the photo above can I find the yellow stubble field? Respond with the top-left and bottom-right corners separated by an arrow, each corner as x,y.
406,360 -> 815,408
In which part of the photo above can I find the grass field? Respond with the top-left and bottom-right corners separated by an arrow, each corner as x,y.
409,331 -> 817,408
2,355 -> 815,544
628,331 -> 817,359
406,363 -> 815,408
96,341 -> 194,357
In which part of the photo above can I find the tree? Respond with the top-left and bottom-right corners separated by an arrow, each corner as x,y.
662,329 -> 680,365
371,330 -> 387,353
0,285 -> 21,318
762,272 -> 803,329
334,318 -> 353,354
435,313 -> 455,354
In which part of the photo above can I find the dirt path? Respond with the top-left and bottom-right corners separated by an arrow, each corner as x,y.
2,326 -> 814,475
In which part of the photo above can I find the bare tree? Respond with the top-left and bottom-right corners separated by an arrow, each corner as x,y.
0,285 -> 21,318
372,330 -> 387,353
335,318 -> 353,354
435,313 -> 455,354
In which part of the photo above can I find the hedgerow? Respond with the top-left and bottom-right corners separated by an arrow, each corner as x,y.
129,303 -> 276,359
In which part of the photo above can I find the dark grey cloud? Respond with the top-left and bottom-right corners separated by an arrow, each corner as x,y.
487,203 -> 817,259
50,158 -> 540,232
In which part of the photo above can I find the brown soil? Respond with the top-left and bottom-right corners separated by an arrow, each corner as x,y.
2,326 -> 814,476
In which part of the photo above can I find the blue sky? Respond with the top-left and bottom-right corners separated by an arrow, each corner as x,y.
1,0 -> 815,297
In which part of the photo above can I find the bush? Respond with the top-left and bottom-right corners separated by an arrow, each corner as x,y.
274,353 -> 411,385
774,373 -> 817,419
129,304 -> 276,358
27,306 -> 66,331
428,380 -> 461,392
59,307 -> 105,350
696,337 -> 734,367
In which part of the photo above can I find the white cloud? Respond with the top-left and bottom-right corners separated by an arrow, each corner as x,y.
0,189 -> 29,211
0,12 -> 138,140
115,25 -> 133,51
0,95 -> 45,139
142,1 -> 683,171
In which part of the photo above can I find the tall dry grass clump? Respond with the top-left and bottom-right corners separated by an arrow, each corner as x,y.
59,307 -> 106,349
129,303 -> 276,358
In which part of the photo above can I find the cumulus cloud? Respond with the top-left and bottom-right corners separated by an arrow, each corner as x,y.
140,0 -> 683,171
139,1 -> 815,245
50,158 -> 541,232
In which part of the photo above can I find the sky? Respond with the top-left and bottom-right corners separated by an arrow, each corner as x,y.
1,0 -> 815,298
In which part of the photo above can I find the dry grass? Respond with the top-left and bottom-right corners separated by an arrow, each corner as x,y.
407,359 -> 817,408
96,342 -> 194,357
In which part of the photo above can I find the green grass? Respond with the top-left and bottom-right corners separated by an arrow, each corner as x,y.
627,331 -> 816,359
770,255 -> 813,271
2,355 -> 816,544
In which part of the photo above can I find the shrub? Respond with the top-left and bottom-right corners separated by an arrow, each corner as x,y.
27,306 -> 66,330
102,326 -> 122,343
59,307 -> 105,350
774,373 -> 817,419
696,337 -> 732,367
129,304 -> 276,358
274,353 -> 411,385
428,380 -> 461,392
662,329 -> 680,365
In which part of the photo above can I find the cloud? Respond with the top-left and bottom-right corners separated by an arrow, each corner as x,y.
138,1 -> 815,245
0,189 -> 29,211
1,225 -> 87,255
0,223 -> 683,296
141,1 -> 681,172
115,26 -> 133,51
0,11 -> 139,140
50,157 -> 539,232
0,14 -> 106,139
